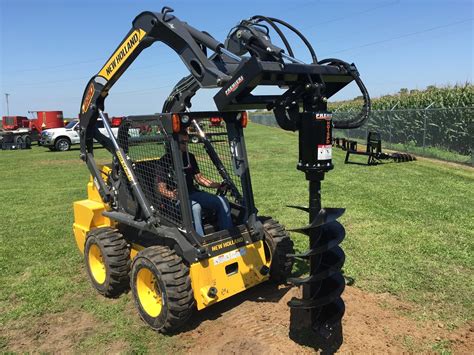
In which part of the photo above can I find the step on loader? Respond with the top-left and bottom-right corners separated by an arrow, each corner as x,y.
73,6 -> 370,342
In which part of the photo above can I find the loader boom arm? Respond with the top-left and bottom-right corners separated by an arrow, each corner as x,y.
78,8 -> 240,206
80,8 -> 233,154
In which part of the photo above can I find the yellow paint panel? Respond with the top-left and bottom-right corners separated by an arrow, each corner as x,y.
72,199 -> 113,254
130,243 -> 145,260
190,240 -> 271,310
98,29 -> 146,81
87,165 -> 111,202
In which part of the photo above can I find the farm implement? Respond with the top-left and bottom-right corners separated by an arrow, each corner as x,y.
73,6 -> 370,343
335,132 -> 416,165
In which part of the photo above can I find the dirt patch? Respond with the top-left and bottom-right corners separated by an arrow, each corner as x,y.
2,286 -> 471,353
4,309 -> 98,353
179,284 -> 473,353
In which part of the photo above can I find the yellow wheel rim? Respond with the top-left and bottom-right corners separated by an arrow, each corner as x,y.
136,267 -> 163,317
88,244 -> 106,284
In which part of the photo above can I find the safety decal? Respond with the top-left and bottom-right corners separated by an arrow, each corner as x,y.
317,144 -> 332,160
81,83 -> 95,113
213,247 -> 247,266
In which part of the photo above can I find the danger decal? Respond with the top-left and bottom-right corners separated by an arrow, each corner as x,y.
213,247 -> 247,266
317,144 -> 332,160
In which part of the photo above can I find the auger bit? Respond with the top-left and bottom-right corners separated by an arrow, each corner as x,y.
285,112 -> 347,341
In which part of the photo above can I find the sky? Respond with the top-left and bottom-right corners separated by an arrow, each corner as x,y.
0,0 -> 472,118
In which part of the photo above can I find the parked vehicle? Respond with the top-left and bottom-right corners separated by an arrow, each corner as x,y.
1,111 -> 64,150
40,119 -> 119,151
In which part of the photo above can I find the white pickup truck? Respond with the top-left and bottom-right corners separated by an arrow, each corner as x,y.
40,119 -> 118,151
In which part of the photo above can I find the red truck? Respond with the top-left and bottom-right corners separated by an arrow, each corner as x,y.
1,111 -> 64,149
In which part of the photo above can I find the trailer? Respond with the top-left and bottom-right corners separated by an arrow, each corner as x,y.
0,116 -> 33,149
1,111 -> 64,150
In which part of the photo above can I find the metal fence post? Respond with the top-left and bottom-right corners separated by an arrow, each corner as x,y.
389,103 -> 399,149
388,114 -> 392,148
422,113 -> 427,152
423,103 -> 434,153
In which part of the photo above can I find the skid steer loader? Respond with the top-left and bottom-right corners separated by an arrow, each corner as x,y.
73,6 -> 370,337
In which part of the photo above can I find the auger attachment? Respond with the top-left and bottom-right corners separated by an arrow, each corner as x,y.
287,112 -> 347,341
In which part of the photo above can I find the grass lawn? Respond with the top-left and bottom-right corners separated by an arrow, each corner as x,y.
0,122 -> 472,351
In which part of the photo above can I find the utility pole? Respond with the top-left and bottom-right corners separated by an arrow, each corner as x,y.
4,93 -> 10,116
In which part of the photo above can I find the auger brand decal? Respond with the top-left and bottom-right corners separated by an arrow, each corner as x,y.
225,76 -> 244,96
98,29 -> 146,81
315,113 -> 332,120
315,113 -> 332,144
81,83 -> 95,113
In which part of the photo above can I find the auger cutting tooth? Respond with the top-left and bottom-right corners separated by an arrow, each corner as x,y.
313,298 -> 346,337
287,208 -> 345,235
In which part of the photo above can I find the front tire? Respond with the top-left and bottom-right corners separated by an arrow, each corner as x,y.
131,246 -> 194,333
84,227 -> 131,297
55,137 -> 71,151
260,217 -> 295,282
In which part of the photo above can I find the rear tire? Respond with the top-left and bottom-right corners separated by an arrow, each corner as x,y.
84,227 -> 131,297
14,136 -> 23,145
260,217 -> 295,282
23,135 -> 32,147
131,246 -> 194,333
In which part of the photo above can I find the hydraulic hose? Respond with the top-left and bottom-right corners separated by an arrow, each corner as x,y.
255,16 -> 318,63
250,16 -> 295,58
318,58 -> 371,129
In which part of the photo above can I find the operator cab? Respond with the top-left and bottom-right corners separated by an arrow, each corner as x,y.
115,111 -> 251,244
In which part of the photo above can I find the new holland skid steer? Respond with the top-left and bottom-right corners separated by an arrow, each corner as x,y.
73,7 -> 370,337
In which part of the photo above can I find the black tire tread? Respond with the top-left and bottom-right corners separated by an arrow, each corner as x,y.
85,227 -> 130,297
260,216 -> 295,282
132,245 -> 194,333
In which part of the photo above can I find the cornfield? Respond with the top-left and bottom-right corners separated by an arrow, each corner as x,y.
250,84 -> 473,163
328,84 -> 473,157
328,83 -> 473,111
333,107 -> 473,156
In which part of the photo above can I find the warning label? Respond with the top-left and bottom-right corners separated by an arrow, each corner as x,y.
213,247 -> 246,266
317,144 -> 332,160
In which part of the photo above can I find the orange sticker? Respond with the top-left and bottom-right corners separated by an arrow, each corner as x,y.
81,83 -> 95,113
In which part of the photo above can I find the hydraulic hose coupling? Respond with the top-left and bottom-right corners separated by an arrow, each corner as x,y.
287,112 -> 346,341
